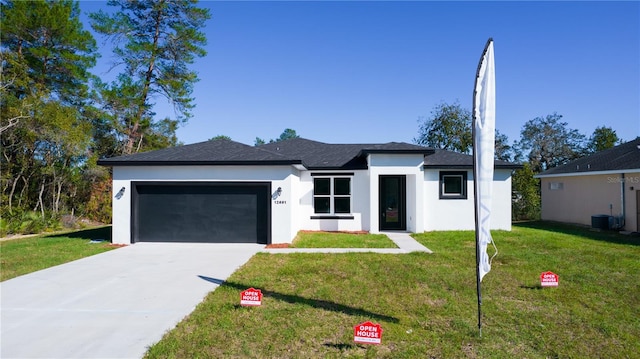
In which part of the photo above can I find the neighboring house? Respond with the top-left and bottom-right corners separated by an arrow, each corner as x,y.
98,138 -> 520,245
535,138 -> 640,232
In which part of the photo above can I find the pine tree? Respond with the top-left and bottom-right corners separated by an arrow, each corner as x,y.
90,0 -> 210,154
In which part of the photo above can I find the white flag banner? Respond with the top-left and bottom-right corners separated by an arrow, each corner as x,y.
473,39 -> 497,282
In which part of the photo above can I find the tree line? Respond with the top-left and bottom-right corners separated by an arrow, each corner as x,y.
1,0 -> 210,235
414,101 -> 623,220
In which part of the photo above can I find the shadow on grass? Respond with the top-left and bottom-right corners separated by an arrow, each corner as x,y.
198,275 -> 399,323
45,226 -> 112,242
520,284 -> 543,290
323,343 -> 358,350
514,221 -> 640,246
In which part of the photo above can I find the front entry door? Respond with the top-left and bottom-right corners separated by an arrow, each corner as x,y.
379,175 -> 406,230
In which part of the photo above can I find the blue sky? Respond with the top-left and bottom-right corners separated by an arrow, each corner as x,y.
80,1 -> 640,147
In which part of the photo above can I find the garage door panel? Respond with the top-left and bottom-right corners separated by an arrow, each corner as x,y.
134,183 -> 269,243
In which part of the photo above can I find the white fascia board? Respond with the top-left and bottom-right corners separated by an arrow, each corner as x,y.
535,168 -> 640,179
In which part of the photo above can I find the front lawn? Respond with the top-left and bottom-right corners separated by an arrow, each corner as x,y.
145,223 -> 640,358
291,231 -> 398,248
0,226 -> 117,281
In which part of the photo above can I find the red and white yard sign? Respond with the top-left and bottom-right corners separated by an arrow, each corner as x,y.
240,288 -> 263,306
353,321 -> 383,344
540,271 -> 559,287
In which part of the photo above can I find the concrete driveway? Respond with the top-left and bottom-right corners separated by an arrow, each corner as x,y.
1,243 -> 263,359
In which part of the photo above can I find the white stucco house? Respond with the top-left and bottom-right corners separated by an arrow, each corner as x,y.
97,138 -> 520,245
535,137 -> 640,232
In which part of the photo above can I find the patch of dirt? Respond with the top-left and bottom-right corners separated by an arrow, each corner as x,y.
461,342 -> 477,358
265,243 -> 291,248
108,243 -> 128,248
426,297 -> 447,307
0,233 -> 41,241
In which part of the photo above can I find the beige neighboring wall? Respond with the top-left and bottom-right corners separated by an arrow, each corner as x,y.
540,172 -> 639,231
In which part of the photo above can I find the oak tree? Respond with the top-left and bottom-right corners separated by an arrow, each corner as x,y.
514,113 -> 586,173
414,101 -> 513,160
415,101 -> 473,154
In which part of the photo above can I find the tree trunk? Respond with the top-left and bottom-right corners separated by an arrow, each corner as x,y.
8,176 -> 20,214
123,3 -> 164,155
35,179 -> 45,219
136,134 -> 144,153
54,179 -> 62,214
18,175 -> 29,208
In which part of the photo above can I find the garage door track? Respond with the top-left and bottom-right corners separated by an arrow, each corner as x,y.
1,243 -> 263,359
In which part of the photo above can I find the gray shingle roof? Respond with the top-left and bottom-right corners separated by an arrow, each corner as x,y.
97,137 -> 521,170
423,149 -> 522,169
258,138 -> 434,169
97,139 -> 299,166
537,137 -> 640,177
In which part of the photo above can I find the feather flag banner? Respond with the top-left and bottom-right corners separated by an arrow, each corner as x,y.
472,38 -> 497,336
473,39 -> 496,282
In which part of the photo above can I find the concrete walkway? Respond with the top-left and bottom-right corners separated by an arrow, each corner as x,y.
262,231 -> 432,254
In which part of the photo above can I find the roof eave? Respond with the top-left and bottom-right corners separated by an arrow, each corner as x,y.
359,149 -> 435,156
535,167 -> 640,178
304,165 -> 369,171
97,160 -> 303,167
423,164 -> 522,170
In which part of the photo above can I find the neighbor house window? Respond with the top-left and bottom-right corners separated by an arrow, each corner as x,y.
549,182 -> 564,190
439,171 -> 467,199
314,177 -> 351,214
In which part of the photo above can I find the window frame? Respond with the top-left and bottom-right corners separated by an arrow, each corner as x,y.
549,182 -> 564,190
439,171 -> 468,199
313,176 -> 352,214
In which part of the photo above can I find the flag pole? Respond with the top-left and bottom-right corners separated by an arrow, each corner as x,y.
472,38 -> 495,338
475,218 -> 482,338
472,63 -> 484,339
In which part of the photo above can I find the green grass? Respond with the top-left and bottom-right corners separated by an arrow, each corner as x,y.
0,226 -> 117,281
145,222 -> 640,358
291,231 -> 398,248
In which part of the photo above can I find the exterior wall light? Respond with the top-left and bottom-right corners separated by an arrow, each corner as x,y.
115,187 -> 125,199
272,187 -> 283,200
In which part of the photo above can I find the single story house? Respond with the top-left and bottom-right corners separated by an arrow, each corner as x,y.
535,137 -> 640,232
97,138 -> 520,245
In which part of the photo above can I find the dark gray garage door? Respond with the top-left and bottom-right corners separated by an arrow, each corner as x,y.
132,182 -> 270,244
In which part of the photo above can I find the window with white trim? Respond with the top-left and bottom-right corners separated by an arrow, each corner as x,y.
313,177 -> 351,214
439,171 -> 467,199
